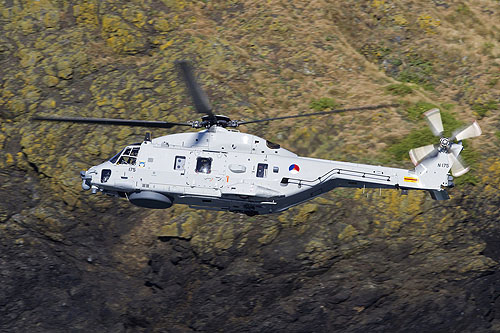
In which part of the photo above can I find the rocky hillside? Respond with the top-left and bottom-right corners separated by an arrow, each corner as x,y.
1,0 -> 499,331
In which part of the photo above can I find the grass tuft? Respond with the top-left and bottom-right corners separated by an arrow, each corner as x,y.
385,83 -> 413,96
405,101 -> 437,121
309,97 -> 338,111
472,100 -> 498,118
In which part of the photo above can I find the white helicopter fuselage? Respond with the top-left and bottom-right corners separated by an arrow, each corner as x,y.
82,126 -> 454,215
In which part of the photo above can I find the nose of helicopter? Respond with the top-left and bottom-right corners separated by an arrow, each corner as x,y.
80,170 -> 92,191
80,161 -> 114,192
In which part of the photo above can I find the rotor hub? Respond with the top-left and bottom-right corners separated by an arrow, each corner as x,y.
439,137 -> 451,152
193,115 -> 239,128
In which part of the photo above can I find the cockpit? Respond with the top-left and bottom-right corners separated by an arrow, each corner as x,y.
109,145 -> 141,165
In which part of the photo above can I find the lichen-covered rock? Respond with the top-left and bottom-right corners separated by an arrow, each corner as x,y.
42,8 -> 61,29
159,218 -> 196,240
18,49 -> 43,68
56,59 -> 73,79
101,15 -> 148,55
73,1 -> 99,27
42,75 -> 59,87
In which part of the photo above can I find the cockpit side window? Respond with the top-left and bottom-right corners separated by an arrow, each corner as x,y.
119,156 -> 135,165
130,148 -> 140,156
115,146 -> 140,165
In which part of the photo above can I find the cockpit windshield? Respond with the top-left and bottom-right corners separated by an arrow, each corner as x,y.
109,149 -> 124,164
112,146 -> 140,165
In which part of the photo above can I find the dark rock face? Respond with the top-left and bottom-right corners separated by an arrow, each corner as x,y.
1,0 -> 500,332
0,185 -> 497,333
4,196 -> 500,333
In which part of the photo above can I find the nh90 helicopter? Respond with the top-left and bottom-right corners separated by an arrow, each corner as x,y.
35,61 -> 481,216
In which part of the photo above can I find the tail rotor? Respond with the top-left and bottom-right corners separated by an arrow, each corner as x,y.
409,108 -> 481,177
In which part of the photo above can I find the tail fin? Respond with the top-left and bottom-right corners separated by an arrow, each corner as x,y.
415,147 -> 455,187
413,142 -> 472,199
412,150 -> 454,200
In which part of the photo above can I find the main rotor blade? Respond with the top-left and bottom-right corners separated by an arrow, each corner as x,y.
176,60 -> 215,119
409,144 -> 437,166
33,116 -> 192,129
448,153 -> 470,177
451,121 -> 482,141
423,108 -> 444,137
238,103 -> 399,125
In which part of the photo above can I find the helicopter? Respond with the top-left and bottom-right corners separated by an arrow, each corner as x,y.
34,61 -> 482,216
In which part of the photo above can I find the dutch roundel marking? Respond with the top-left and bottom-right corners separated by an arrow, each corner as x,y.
289,164 -> 300,174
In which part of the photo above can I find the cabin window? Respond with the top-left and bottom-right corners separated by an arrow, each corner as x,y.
196,157 -> 212,174
256,163 -> 268,178
174,156 -> 186,171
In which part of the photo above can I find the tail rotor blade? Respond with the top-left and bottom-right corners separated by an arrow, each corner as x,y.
451,121 -> 482,141
423,108 -> 444,137
409,144 -> 437,166
448,153 -> 470,177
